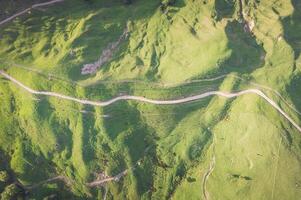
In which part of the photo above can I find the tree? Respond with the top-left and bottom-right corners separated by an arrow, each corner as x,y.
0,171 -> 9,183
160,0 -> 176,12
0,184 -> 21,200
161,0 -> 176,7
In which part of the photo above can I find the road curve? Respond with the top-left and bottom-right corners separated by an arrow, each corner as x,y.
5,62 -> 301,117
0,0 -> 64,26
1,70 -> 300,133
87,169 -> 129,187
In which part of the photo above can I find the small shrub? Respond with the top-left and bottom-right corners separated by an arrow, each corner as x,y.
160,0 -> 176,12
0,171 -> 9,183
0,184 -> 21,200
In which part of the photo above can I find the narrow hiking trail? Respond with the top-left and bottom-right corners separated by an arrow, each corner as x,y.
203,156 -> 216,200
0,0 -> 64,26
25,176 -> 70,190
1,70 -> 301,133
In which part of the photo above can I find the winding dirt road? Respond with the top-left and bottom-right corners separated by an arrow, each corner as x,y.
0,0 -> 64,26
1,70 -> 300,133
87,168 -> 131,187
5,61 -> 301,117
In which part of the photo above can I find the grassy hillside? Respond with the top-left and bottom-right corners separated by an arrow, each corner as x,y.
0,0 -> 301,199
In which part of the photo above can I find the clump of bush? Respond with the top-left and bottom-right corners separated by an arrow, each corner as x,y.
0,171 -> 9,183
161,0 -> 176,6
1,184 -> 22,200
160,0 -> 176,12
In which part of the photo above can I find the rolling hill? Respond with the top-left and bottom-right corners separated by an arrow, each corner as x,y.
0,0 -> 301,199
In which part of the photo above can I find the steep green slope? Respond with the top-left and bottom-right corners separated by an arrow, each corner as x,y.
0,0 -> 301,199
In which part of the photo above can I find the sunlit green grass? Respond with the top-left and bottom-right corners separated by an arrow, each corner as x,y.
0,0 -> 301,199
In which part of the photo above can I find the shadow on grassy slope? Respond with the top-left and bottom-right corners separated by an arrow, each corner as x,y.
287,73 -> 301,118
0,0 -> 163,81
222,20 -> 265,74
282,0 -> 301,60
214,0 -> 236,21
101,101 -> 156,196
101,94 -> 213,197
68,0 -> 163,81
80,107 -> 98,165
282,0 -> 301,120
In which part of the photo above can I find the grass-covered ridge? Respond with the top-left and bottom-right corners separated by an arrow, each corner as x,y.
0,0 -> 301,199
